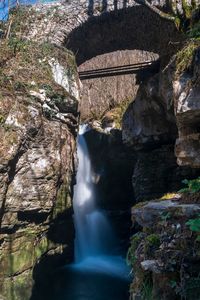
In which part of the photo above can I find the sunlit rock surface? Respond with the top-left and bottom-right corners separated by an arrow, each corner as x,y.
122,43 -> 200,169
0,41 -> 80,299
174,46 -> 200,168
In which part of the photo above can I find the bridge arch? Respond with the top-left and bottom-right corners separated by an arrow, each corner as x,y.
65,5 -> 183,65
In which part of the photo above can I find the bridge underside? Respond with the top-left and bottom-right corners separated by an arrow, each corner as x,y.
65,5 -> 184,65
78,60 -> 160,83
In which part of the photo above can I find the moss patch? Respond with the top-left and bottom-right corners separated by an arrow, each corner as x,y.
176,41 -> 199,75
54,180 -> 72,217
2,270 -> 33,300
104,97 -> 133,129
0,230 -> 50,278
127,232 -> 144,266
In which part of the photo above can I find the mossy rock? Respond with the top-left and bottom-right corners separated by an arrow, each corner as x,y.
0,38 -> 78,101
54,180 -> 72,218
127,232 -> 144,266
0,234 -> 49,277
1,269 -> 33,300
0,226 -> 58,280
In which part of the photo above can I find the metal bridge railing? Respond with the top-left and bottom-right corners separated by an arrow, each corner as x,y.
78,60 -> 160,80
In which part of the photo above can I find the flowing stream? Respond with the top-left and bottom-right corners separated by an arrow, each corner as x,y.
39,125 -> 131,300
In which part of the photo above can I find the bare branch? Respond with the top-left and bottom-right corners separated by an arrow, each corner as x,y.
134,0 -> 175,21
5,18 -> 13,39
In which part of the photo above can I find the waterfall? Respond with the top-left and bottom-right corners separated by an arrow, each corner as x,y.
45,124 -> 131,300
73,124 -> 115,263
71,123 -> 131,286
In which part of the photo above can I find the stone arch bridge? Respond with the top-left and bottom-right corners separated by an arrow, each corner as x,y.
25,0 -> 183,65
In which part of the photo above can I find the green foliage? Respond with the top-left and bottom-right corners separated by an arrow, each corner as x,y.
144,234 -> 160,256
186,216 -> 200,232
174,16 -> 181,30
100,96 -> 133,129
146,234 -> 160,247
127,233 -> 143,266
160,212 -> 171,222
0,114 -> 5,125
176,42 -> 198,75
170,280 -> 177,289
41,83 -> 66,106
187,22 -> 200,39
7,7 -> 33,39
8,36 -> 29,52
141,275 -> 153,300
179,177 -> 200,193
182,0 -> 193,19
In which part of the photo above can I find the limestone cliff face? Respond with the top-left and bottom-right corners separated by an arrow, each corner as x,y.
122,73 -> 177,150
124,41 -> 200,299
0,40 -> 80,299
174,44 -> 200,168
123,42 -> 200,169
122,52 -> 199,203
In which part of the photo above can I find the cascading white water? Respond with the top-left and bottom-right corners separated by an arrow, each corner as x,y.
71,124 -> 131,286
51,124 -> 131,300
73,124 -> 115,263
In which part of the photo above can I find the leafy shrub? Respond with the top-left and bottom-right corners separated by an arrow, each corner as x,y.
179,177 -> 200,193
187,22 -> 200,39
127,233 -> 143,266
186,215 -> 200,241
186,216 -> 200,232
146,234 -> 160,247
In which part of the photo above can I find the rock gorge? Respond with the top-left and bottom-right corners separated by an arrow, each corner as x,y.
0,39 -> 80,299
0,0 -> 200,299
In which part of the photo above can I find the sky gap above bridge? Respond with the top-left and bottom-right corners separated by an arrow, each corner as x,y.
0,0 -> 56,21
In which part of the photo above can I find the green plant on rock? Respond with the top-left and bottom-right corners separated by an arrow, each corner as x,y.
127,232 -> 143,266
170,279 -> 178,289
186,215 -> 200,241
141,274 -> 153,300
0,114 -> 5,125
174,16 -> 181,30
186,215 -> 200,233
161,211 -> 171,222
187,21 -> 200,39
144,234 -> 160,256
179,177 -> 200,193
176,42 -> 199,75
182,0 -> 193,19
146,234 -> 160,247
